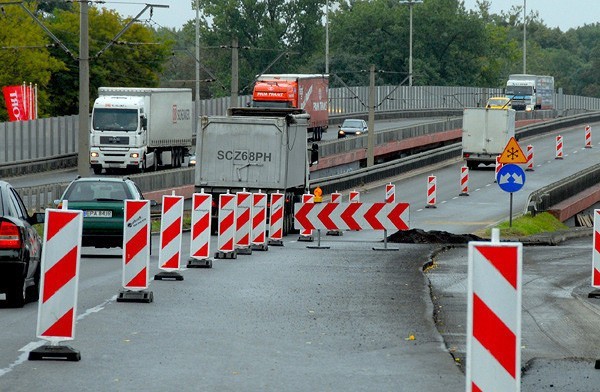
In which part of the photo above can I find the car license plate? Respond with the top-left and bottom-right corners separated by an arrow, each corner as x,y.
85,210 -> 112,218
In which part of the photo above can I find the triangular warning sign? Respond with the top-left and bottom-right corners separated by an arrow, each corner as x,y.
499,137 -> 527,164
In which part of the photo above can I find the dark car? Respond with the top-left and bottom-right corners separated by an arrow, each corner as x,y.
338,119 -> 368,138
0,180 -> 45,307
55,177 -> 147,249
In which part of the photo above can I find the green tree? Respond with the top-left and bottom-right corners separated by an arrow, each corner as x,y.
0,3 -> 66,121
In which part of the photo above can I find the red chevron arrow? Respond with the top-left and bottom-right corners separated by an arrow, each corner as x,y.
388,203 -> 409,230
295,203 -> 315,231
317,203 -> 338,230
364,203 -> 386,230
340,203 -> 361,230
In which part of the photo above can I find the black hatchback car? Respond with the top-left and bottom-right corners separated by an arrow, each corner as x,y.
0,180 -> 45,307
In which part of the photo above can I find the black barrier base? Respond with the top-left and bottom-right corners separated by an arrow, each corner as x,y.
425,205 -> 437,209
588,290 -> 600,299
307,245 -> 330,249
372,247 -> 399,251
29,345 -> 81,361
154,271 -> 184,281
459,192 -> 469,197
187,258 -> 213,268
215,250 -> 237,259
595,360 -> 600,369
326,230 -> 343,236
117,290 -> 153,303
268,239 -> 284,246
298,235 -> 314,242
237,247 -> 253,255
251,243 -> 268,251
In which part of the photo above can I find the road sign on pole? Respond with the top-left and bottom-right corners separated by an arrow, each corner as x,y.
499,137 -> 527,164
497,164 -> 526,193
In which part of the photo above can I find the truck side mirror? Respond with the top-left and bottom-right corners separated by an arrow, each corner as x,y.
310,143 -> 319,166
141,117 -> 147,129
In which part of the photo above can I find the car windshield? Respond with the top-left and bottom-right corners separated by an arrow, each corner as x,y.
65,181 -> 132,201
93,108 -> 138,131
343,120 -> 363,128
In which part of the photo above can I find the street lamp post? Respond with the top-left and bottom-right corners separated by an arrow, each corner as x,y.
523,0 -> 527,74
325,0 -> 329,74
400,0 -> 422,87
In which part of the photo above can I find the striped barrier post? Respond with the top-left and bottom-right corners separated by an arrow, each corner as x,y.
155,194 -> 184,281
494,155 -> 503,182
188,191 -> 213,268
118,200 -> 153,303
585,125 -> 592,148
385,183 -> 395,203
589,210 -> 600,298
349,190 -> 360,203
426,175 -> 436,208
216,192 -> 237,258
268,191 -> 284,246
251,191 -> 268,251
29,209 -> 83,361
556,135 -> 563,159
235,190 -> 253,255
298,193 -> 314,242
460,166 -> 469,196
525,145 -> 534,171
466,230 -> 522,391
326,191 -> 344,236
374,183 -> 398,251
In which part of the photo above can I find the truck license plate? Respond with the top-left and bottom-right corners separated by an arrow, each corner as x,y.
85,210 -> 112,218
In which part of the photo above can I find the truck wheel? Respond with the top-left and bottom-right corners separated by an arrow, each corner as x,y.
92,165 -> 102,175
466,161 -> 478,170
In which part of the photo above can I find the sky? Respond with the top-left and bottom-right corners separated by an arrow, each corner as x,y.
102,0 -> 598,32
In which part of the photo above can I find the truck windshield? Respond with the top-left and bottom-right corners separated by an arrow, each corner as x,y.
93,108 -> 138,131
506,86 -> 533,96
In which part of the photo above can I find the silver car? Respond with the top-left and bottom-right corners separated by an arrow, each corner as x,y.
338,119 -> 368,138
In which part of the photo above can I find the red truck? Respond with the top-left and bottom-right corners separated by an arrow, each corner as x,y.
251,74 -> 329,141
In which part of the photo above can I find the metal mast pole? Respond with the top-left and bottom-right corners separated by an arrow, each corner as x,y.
78,0 -> 90,176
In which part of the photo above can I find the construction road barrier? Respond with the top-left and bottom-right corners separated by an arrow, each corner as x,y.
235,190 -> 252,255
118,200 -> 153,303
188,191 -> 213,268
216,192 -> 237,259
30,208 -> 83,361
155,194 -> 184,281
267,192 -> 284,246
251,191 -> 268,251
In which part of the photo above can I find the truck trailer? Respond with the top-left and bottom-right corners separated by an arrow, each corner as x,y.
461,107 -> 516,169
195,107 -> 318,235
90,87 -> 193,174
505,74 -> 555,111
251,74 -> 329,141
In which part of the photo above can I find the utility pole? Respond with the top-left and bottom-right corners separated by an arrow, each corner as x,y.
367,65 -> 375,167
325,0 -> 329,74
78,0 -> 90,176
230,37 -> 239,108
195,1 -> 200,135
400,0 -> 422,87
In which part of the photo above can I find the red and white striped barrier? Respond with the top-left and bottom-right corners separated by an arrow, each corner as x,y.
188,191 -> 213,268
426,175 -> 436,208
585,125 -> 592,148
298,193 -> 314,241
216,192 -> 237,258
466,235 -> 522,391
460,166 -> 469,196
155,194 -> 184,281
556,135 -> 563,159
295,202 -> 409,232
251,191 -> 268,251
349,190 -> 360,203
119,200 -> 152,302
494,155 -> 503,182
326,192 -> 344,236
32,209 -> 83,360
268,191 -> 284,246
385,183 -> 395,204
592,210 -> 600,288
235,190 -> 253,254
525,144 -> 534,171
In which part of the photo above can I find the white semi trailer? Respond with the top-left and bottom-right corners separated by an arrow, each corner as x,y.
90,87 -> 193,174
195,107 -> 319,235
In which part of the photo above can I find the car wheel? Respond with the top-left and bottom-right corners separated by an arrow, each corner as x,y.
26,267 -> 40,303
7,278 -> 27,308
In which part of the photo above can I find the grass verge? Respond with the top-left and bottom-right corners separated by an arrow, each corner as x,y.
477,212 -> 569,238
